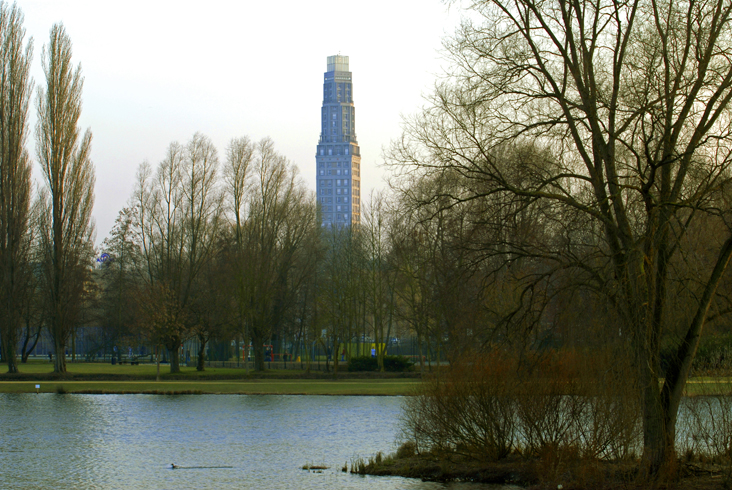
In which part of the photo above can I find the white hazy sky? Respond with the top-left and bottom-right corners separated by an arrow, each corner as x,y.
15,0 -> 462,247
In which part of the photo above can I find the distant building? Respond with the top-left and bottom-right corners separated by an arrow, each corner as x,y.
316,55 -> 361,226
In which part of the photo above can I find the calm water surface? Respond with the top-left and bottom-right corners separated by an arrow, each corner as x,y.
0,394 -> 517,489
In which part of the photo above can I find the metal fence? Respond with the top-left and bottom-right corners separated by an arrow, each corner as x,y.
7,331 -> 450,368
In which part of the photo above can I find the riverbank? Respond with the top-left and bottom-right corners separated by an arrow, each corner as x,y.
356,450 -> 732,489
0,378 -> 420,395
3,362 -> 732,397
0,363 -> 422,394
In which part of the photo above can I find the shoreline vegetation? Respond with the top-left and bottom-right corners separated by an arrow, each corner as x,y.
353,446 -> 732,489
351,352 -> 732,490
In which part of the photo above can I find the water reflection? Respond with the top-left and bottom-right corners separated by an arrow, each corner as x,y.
0,394 -> 516,489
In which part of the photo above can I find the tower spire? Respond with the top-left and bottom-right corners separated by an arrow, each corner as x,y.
316,55 -> 361,226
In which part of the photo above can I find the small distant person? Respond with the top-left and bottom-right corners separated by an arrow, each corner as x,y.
48,352 -> 52,362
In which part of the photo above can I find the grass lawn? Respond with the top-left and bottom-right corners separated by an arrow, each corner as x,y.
684,377 -> 732,396
8,362 -> 732,396
0,360 -> 422,395
0,378 -> 421,395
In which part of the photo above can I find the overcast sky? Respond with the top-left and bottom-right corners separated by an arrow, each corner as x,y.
15,0 -> 462,247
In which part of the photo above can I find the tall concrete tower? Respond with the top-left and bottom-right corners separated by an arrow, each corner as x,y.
316,55 -> 361,226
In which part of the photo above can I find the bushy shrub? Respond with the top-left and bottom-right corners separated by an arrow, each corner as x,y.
402,353 -> 518,460
401,349 -> 641,463
661,333 -> 732,375
396,441 -> 416,459
347,355 -> 414,372
383,355 -> 414,372
347,356 -> 378,371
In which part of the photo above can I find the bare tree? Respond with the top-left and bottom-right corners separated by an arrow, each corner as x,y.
238,138 -> 316,371
189,243 -> 235,371
132,133 -> 222,373
224,136 -> 254,372
98,207 -> 142,356
319,224 -> 362,374
390,201 -> 441,374
390,0 -> 732,475
362,191 -> 398,371
225,137 -> 254,247
0,3 -> 33,374
290,230 -> 322,371
20,195 -> 45,363
36,23 -> 94,374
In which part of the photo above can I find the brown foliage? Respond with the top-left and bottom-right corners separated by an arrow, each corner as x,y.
402,349 -> 640,465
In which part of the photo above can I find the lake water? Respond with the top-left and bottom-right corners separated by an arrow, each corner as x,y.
0,394 -> 517,489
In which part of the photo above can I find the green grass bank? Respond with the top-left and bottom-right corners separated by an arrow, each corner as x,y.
0,378 -> 419,395
0,361 -> 421,395
2,361 -> 732,396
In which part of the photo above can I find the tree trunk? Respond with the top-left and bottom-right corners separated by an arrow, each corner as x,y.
53,335 -> 66,373
71,327 -> 76,362
305,340 -> 312,374
640,358 -> 670,476
21,322 -> 42,363
4,338 -> 18,373
197,334 -> 206,371
251,332 -> 265,371
418,333 -> 424,374
0,316 -> 19,372
170,345 -> 181,373
333,340 -> 340,378
243,324 -> 249,375
426,340 -> 433,372
647,235 -> 732,476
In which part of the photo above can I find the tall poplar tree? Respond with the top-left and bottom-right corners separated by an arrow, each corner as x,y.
0,3 -> 33,374
36,23 -> 94,373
